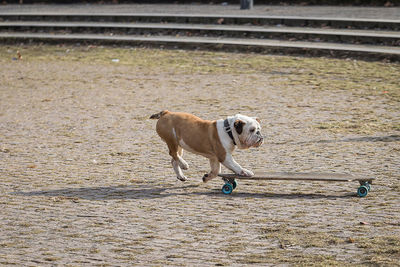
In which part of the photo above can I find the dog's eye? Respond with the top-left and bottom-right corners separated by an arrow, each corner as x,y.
250,128 -> 255,133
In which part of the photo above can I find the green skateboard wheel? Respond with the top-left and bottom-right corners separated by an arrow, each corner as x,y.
222,183 -> 233,195
232,180 -> 237,190
357,185 -> 368,197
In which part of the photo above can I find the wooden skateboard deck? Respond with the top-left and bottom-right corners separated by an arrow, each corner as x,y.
218,172 -> 374,183
218,172 -> 375,197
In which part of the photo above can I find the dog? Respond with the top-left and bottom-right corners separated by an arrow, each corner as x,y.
150,110 -> 263,182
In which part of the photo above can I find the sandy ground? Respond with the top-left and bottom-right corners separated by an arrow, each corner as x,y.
0,45 -> 399,266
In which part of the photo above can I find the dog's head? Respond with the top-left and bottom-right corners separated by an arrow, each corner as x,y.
232,114 -> 264,149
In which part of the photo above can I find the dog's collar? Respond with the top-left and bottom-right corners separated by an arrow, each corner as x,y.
224,119 -> 236,146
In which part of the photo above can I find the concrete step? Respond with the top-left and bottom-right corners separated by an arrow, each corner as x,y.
1,12 -> 399,60
1,21 -> 399,46
1,12 -> 399,30
1,32 -> 399,59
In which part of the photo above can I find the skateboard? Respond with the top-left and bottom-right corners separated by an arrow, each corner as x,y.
218,172 -> 375,197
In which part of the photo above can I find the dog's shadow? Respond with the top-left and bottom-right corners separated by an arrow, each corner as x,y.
13,182 -> 355,201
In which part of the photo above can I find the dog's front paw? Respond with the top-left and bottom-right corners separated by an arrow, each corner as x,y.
202,173 -> 218,183
239,169 -> 254,177
177,175 -> 188,182
202,173 -> 211,183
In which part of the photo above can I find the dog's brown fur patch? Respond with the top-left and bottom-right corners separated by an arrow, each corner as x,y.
154,111 -> 227,163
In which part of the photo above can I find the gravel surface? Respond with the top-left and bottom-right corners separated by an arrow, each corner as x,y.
0,45 -> 399,266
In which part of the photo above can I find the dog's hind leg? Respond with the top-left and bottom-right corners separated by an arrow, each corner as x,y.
177,147 -> 189,170
171,159 -> 187,181
168,144 -> 188,181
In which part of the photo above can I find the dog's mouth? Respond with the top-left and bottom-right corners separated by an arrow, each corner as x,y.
253,136 -> 264,147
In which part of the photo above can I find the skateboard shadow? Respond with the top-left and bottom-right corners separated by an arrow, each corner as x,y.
216,191 -> 356,199
14,183 -> 355,200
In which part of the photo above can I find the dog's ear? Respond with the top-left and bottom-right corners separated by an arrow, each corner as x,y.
234,120 -> 246,135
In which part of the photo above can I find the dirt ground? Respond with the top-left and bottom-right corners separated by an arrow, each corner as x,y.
0,45 -> 399,266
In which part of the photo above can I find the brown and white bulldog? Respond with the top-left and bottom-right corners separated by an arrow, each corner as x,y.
150,110 -> 263,182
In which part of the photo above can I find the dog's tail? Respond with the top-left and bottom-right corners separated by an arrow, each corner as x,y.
149,110 -> 168,120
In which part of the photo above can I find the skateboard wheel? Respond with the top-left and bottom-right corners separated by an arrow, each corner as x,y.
359,181 -> 371,191
222,183 -> 233,195
364,183 -> 371,191
357,185 -> 369,197
232,180 -> 237,190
